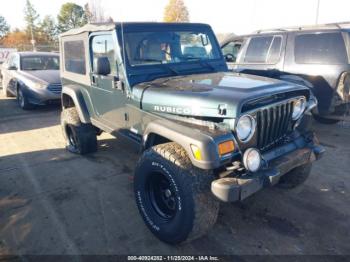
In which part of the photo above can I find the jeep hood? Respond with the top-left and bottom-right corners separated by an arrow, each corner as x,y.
133,72 -> 310,119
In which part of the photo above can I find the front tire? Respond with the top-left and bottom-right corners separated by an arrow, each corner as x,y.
17,87 -> 33,110
61,107 -> 97,154
278,163 -> 312,189
313,114 -> 339,125
134,142 -> 219,244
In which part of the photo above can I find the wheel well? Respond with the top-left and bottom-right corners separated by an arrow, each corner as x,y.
62,93 -> 75,108
144,133 -> 171,150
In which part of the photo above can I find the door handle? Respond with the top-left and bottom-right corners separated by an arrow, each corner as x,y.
92,75 -> 97,84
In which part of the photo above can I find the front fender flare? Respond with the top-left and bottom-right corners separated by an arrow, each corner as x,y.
143,119 -> 234,170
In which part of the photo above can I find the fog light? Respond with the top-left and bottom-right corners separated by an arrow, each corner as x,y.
190,145 -> 202,160
243,148 -> 261,172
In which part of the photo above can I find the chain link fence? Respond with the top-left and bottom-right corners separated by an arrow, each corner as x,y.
0,43 -> 59,52
3,44 -> 59,52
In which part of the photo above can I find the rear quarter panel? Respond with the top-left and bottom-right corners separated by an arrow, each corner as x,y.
283,30 -> 350,114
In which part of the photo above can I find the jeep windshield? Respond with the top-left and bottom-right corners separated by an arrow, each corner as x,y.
120,25 -> 227,85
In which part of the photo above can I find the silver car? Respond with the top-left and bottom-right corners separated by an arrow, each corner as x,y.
1,52 -> 61,109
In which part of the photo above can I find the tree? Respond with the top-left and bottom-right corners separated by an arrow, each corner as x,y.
84,3 -> 94,23
84,0 -> 108,23
39,15 -> 58,43
1,30 -> 30,49
163,0 -> 189,22
0,16 -> 10,38
106,16 -> 114,23
57,2 -> 87,33
24,0 -> 39,37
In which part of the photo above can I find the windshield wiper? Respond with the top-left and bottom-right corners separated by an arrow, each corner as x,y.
181,57 -> 216,72
135,58 -> 179,76
135,58 -> 163,64
163,64 -> 179,75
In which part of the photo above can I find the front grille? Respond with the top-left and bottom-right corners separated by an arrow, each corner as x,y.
256,100 -> 294,151
47,83 -> 62,94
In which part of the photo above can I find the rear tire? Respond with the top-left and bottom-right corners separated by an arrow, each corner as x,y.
278,163 -> 312,189
61,107 -> 97,154
134,142 -> 219,244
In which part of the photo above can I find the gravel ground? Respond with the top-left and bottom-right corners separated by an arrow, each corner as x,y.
0,94 -> 349,255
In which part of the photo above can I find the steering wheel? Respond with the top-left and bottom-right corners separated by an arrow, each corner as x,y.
224,53 -> 235,62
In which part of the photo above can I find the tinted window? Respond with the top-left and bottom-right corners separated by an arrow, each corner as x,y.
64,41 -> 86,75
244,36 -> 282,63
7,54 -> 16,67
244,36 -> 273,63
21,56 -> 59,70
91,35 -> 116,75
295,33 -> 347,64
221,41 -> 242,62
267,36 -> 282,64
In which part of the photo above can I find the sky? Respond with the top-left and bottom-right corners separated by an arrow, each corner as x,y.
1,0 -> 350,34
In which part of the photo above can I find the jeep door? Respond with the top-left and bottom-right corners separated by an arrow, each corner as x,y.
89,33 -> 127,130
234,34 -> 286,73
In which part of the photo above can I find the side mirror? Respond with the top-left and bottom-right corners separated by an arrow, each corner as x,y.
224,54 -> 236,63
93,57 -> 111,76
7,65 -> 17,70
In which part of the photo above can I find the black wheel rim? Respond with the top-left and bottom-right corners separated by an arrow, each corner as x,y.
66,126 -> 78,149
147,172 -> 177,221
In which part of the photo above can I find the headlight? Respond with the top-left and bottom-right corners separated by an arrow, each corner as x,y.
243,148 -> 261,172
236,114 -> 256,142
32,82 -> 47,89
292,98 -> 306,120
23,80 -> 46,89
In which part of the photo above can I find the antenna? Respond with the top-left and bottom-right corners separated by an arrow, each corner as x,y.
121,21 -> 126,73
119,8 -> 129,95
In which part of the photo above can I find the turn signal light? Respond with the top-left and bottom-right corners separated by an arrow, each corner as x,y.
190,145 -> 202,161
218,140 -> 235,156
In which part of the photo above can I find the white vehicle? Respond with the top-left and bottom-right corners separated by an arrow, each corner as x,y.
0,48 -> 17,64
0,48 -> 17,87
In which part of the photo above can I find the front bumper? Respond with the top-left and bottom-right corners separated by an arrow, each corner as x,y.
22,85 -> 61,105
211,134 -> 325,202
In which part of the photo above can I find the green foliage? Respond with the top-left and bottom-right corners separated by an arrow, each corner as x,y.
84,1 -> 110,23
24,0 -> 39,36
57,2 -> 87,33
0,15 -> 10,38
163,0 -> 190,22
39,15 -> 58,43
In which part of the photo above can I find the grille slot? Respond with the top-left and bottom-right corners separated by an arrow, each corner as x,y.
47,83 -> 62,94
256,101 -> 294,151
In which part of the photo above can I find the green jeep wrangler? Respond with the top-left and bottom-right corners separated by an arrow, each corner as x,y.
59,22 -> 324,244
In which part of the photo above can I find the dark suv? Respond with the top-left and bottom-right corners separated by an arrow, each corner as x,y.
221,23 -> 350,123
